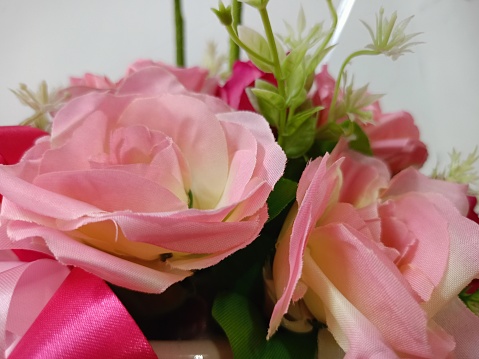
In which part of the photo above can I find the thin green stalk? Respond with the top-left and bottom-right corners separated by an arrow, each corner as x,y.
174,0 -> 185,67
317,0 -> 338,54
258,7 -> 288,142
229,0 -> 243,70
327,49 -> 378,123
258,8 -> 285,97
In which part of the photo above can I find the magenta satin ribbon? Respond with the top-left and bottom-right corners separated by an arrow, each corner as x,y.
8,267 -> 157,359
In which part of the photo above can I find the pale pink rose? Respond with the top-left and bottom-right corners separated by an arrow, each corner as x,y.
66,73 -> 119,99
312,66 -> 427,174
0,67 -> 286,294
69,72 -> 117,89
269,149 -> 479,358
63,59 -> 219,100
126,59 -> 219,95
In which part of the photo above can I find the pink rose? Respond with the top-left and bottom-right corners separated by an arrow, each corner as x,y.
64,59 -> 219,100
268,148 -> 479,357
312,66 -> 427,174
363,111 -> 428,174
0,67 -> 286,293
126,59 -> 219,95
65,73 -> 119,99
311,65 -> 339,127
69,72 -> 116,89
220,61 -> 276,111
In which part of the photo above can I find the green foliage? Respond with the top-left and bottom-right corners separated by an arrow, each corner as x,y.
267,177 -> 298,222
248,88 -> 283,127
341,121 -> 373,156
459,284 -> 479,315
251,88 -> 286,111
281,114 -> 317,158
238,26 -> 275,73
361,7 -> 422,60
280,45 -> 308,81
314,118 -> 372,157
287,107 -> 323,136
432,148 -> 479,192
212,2 -> 233,26
213,292 -> 318,359
333,74 -> 383,124
11,81 -> 63,131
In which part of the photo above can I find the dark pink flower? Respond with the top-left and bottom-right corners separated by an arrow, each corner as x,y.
0,126 -> 47,166
220,61 -> 276,111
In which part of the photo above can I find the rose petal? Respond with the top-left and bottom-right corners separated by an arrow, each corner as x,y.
6,221 -> 191,293
117,95 -> 230,209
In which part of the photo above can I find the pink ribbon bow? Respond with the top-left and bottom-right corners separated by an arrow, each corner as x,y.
0,251 -> 157,359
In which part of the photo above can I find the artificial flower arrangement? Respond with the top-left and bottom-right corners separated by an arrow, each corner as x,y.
0,0 -> 478,358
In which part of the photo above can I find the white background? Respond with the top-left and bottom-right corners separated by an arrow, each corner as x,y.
0,0 -> 478,174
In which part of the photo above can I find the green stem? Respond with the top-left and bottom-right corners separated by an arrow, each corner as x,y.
327,49 -> 378,123
229,0 -> 243,70
318,0 -> 338,54
258,7 -> 288,143
174,0 -> 185,67
258,8 -> 285,97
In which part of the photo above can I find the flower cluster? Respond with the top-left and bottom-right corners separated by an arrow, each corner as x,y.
0,1 -> 478,358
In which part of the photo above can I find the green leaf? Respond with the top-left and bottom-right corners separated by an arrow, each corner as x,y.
309,138 -> 337,158
293,107 -> 323,127
297,6 -> 306,35
267,177 -> 298,222
341,121 -> 373,156
274,36 -> 287,64
211,3 -> 233,26
212,292 -> 318,359
255,79 -> 278,93
287,88 -> 308,110
285,63 -> 306,104
284,106 -> 322,137
280,45 -> 308,80
213,292 -> 266,359
238,26 -> 274,72
251,88 -> 286,110
247,88 -> 282,127
305,45 -> 334,75
281,115 -> 316,158
312,122 -> 343,157
459,283 -> 479,315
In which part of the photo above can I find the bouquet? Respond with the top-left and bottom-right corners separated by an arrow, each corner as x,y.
1,0 -> 478,358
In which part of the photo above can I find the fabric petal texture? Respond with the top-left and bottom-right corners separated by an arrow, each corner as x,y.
0,67 -> 286,294
269,149 -> 479,358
